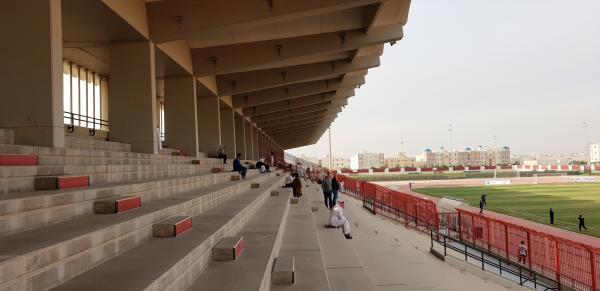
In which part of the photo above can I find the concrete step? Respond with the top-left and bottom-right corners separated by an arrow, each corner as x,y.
272,181 -> 330,291
65,136 -> 131,152
187,186 -> 292,291
0,172 -> 277,291
0,136 -> 13,145
0,163 -> 233,194
0,154 -> 38,166
0,170 -> 261,235
0,129 -> 14,138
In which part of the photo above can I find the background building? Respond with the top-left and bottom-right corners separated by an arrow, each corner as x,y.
350,151 -> 384,170
385,152 -> 416,168
418,146 -> 510,167
324,154 -> 350,170
591,143 -> 600,163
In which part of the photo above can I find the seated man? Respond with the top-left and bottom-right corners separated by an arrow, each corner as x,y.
283,173 -> 294,188
232,153 -> 247,179
256,158 -> 270,173
328,201 -> 352,239
216,144 -> 227,164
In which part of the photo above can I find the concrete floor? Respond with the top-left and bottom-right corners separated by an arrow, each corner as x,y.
305,184 -> 528,291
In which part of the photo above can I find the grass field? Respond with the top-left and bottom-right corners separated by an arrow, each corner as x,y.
416,183 -> 600,238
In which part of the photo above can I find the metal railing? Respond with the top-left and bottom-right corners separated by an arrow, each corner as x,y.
430,229 -> 559,290
64,111 -> 108,136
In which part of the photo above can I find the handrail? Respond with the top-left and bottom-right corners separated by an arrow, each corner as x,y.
64,111 -> 109,136
283,152 -> 320,168
430,230 -> 559,290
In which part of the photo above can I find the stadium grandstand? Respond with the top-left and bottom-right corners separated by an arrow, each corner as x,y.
1,1 -> 597,291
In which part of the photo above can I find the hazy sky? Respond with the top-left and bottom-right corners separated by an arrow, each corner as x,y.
288,0 -> 600,159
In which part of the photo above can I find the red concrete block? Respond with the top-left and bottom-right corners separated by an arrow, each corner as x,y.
116,196 -> 141,213
213,236 -> 245,261
0,154 -> 38,166
94,196 -> 141,214
153,216 -> 192,237
57,176 -> 89,189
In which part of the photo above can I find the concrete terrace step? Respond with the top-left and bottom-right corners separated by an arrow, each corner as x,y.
65,136 -> 131,152
0,170 -> 260,235
53,174 -> 287,291
0,172 -> 277,291
0,129 -> 14,145
0,162 -> 233,194
187,187 -> 292,291
272,181 -> 330,291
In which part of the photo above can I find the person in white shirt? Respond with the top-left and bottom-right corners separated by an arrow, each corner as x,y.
518,240 -> 528,264
340,180 -> 345,193
328,201 -> 352,239
283,173 -> 294,187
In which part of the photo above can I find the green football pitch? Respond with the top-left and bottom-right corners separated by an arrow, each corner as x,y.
415,183 -> 600,238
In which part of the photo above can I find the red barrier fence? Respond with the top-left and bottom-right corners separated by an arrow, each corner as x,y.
337,174 -> 600,291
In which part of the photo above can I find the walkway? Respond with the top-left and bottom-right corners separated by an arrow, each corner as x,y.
305,181 -> 529,291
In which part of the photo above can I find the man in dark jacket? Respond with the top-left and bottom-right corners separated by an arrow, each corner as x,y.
331,173 -> 340,207
233,153 -> 247,179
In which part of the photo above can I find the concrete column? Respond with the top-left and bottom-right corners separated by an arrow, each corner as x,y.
234,114 -> 246,159
244,120 -> 254,160
197,96 -> 221,154
0,0 -> 65,148
219,105 -> 236,157
109,41 -> 158,153
164,77 -> 198,156
253,126 -> 260,159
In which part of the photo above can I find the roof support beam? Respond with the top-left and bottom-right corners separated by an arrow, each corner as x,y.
232,75 -> 364,108
244,88 -> 354,117
147,0 -> 384,43
191,24 -> 402,76
264,119 -> 335,135
252,100 -> 346,123
257,111 -> 340,127
261,116 -> 337,132
217,55 -> 379,95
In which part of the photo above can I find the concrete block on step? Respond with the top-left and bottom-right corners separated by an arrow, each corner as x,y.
0,154 -> 38,166
211,167 -> 222,173
94,196 -> 141,214
251,183 -> 259,188
271,190 -> 279,196
34,175 -> 89,190
213,236 -> 244,261
290,197 -> 299,204
153,216 -> 192,237
272,256 -> 295,285
276,173 -> 281,176
231,175 -> 240,181
311,206 -> 318,212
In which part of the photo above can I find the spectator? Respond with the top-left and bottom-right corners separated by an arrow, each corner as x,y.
331,173 -> 340,207
233,153 -> 247,179
321,172 -> 333,209
479,200 -> 484,214
283,173 -> 294,188
256,158 -> 270,173
328,201 -> 352,239
156,126 -> 162,151
292,173 -> 302,198
408,182 -> 412,191
216,145 -> 227,164
549,208 -> 554,224
518,240 -> 528,264
480,193 -> 488,206
270,151 -> 275,168
340,179 -> 345,193
578,214 -> 588,231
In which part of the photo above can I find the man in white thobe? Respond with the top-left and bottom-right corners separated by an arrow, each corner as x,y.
328,201 -> 352,239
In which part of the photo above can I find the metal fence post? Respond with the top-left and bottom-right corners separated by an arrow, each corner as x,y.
443,236 -> 447,256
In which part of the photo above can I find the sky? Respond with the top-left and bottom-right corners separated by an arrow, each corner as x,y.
287,0 -> 600,159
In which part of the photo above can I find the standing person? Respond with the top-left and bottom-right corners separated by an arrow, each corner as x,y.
328,201 -> 353,239
156,126 -> 162,151
292,173 -> 302,198
578,214 -> 588,231
340,179 -> 345,193
518,241 -> 528,264
480,193 -> 488,206
321,172 -> 333,209
408,182 -> 412,191
216,145 -> 227,164
270,151 -> 275,168
549,208 -> 555,224
479,200 -> 484,214
331,173 -> 340,207
233,153 -> 247,179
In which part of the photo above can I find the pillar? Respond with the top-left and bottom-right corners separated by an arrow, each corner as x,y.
219,105 -> 236,158
197,96 -> 221,154
234,114 -> 246,159
253,126 -> 260,159
109,41 -> 158,153
0,0 -> 65,148
164,77 -> 198,157
244,120 -> 254,160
